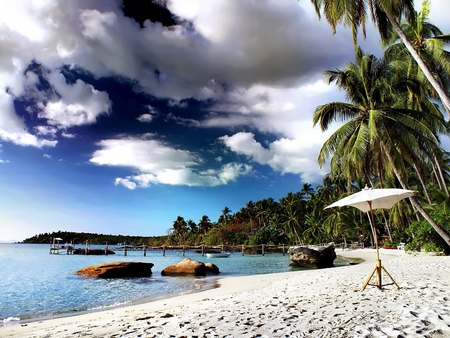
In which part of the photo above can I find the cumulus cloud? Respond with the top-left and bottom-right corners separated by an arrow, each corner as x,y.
39,72 -> 111,128
91,137 -> 252,188
0,91 -> 56,147
219,132 -> 328,183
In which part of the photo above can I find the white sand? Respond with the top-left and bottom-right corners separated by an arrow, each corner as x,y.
1,248 -> 450,337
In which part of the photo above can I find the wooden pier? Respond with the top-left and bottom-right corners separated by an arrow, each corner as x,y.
49,241 -> 289,257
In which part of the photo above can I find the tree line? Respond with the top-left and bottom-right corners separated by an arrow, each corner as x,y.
23,231 -> 166,246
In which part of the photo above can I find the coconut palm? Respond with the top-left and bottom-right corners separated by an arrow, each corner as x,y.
172,216 -> 188,245
218,206 -> 232,225
313,47 -> 450,247
310,0 -> 450,113
385,0 -> 450,92
198,215 -> 212,235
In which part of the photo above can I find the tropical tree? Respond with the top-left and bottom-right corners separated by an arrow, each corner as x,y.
187,220 -> 198,234
218,206 -> 232,225
310,0 -> 450,113
385,0 -> 450,96
198,215 -> 212,235
171,216 -> 188,245
313,47 -> 450,247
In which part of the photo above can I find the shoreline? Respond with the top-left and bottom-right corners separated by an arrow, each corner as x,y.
1,248 -> 449,337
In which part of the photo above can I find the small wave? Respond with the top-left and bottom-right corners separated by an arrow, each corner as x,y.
2,317 -> 20,326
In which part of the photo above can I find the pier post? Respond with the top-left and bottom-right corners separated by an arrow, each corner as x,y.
105,242 -> 108,255
124,246 -> 127,256
143,244 -> 146,257
49,238 -> 52,254
262,244 -> 265,256
201,244 -> 204,256
182,245 -> 185,256
85,241 -> 88,255
242,244 -> 245,256
282,244 -> 285,256
162,245 -> 166,256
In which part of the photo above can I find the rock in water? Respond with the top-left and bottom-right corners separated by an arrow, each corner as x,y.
204,262 -> 220,274
162,257 -> 219,276
288,244 -> 336,268
75,262 -> 154,278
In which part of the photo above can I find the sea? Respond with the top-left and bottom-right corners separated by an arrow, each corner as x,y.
0,243 -> 350,326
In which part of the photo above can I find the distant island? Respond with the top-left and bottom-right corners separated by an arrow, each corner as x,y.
23,231 -> 166,246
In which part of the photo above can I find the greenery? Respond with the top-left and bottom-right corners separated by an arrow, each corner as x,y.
23,231 -> 166,246
23,1 -> 450,255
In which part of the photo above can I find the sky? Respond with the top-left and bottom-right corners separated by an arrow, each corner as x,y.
0,0 -> 449,242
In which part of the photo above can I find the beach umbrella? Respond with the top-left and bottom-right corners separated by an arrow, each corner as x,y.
325,186 -> 415,290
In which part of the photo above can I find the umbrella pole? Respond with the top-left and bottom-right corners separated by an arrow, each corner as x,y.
361,202 -> 399,291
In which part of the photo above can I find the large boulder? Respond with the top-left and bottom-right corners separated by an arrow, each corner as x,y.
162,258 -> 219,276
75,262 -> 154,278
288,244 -> 336,268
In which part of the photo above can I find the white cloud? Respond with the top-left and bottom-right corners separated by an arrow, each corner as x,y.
220,132 -> 328,183
39,72 -> 111,128
61,132 -> 76,138
90,138 -> 199,171
0,91 -> 56,147
115,162 -> 252,188
92,137 -> 252,188
137,114 -> 153,123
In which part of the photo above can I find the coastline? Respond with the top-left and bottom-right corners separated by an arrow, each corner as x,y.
1,248 -> 449,337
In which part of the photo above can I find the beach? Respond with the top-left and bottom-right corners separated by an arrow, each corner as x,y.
1,248 -> 449,337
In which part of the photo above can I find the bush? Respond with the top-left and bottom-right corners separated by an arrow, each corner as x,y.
248,226 -> 286,245
405,209 -> 450,254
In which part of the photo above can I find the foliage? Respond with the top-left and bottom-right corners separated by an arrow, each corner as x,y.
22,231 -> 165,246
405,209 -> 450,254
248,226 -> 287,245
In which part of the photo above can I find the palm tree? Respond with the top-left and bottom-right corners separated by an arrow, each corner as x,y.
310,0 -> 450,113
313,47 -> 450,247
218,206 -> 232,225
198,215 -> 212,235
187,220 -> 198,234
281,206 -> 303,244
301,183 -> 314,200
172,216 -> 188,245
385,0 -> 450,94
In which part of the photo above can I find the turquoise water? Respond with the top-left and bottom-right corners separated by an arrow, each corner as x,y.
0,243 -> 348,325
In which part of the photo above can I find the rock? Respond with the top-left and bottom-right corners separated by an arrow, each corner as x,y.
75,262 -> 154,278
161,258 -> 219,276
288,244 -> 337,268
205,262 -> 220,274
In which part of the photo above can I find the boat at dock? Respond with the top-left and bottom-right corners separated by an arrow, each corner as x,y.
206,252 -> 231,258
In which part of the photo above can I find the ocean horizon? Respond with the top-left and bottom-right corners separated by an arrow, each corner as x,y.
0,243 -> 349,326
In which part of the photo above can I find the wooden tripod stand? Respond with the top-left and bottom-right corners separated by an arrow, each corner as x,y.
361,202 -> 400,291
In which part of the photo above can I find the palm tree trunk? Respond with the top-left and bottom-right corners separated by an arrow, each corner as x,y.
413,164 -> 432,204
431,161 -> 443,190
435,156 -> 450,197
390,158 -> 450,247
386,13 -> 450,114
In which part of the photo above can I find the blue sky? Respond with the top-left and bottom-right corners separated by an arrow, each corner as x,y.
0,0 -> 449,242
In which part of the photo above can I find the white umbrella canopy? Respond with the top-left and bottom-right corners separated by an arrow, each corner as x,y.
325,187 -> 416,213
